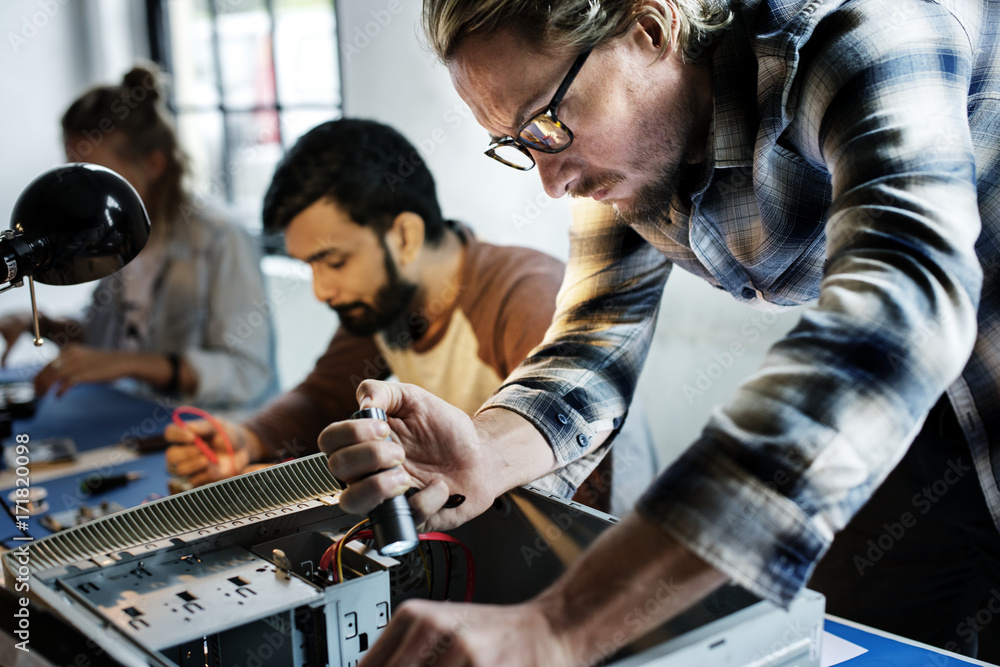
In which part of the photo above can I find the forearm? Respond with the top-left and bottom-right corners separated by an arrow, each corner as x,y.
473,406 -> 611,496
480,222 -> 669,495
124,352 -> 198,395
534,511 -> 728,665
38,315 -> 85,343
7,312 -> 85,344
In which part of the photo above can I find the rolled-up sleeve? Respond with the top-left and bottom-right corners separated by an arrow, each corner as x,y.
639,0 -> 982,606
479,201 -> 672,496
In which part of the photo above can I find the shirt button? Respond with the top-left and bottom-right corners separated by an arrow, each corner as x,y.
577,433 -> 589,447
741,287 -> 756,300
557,413 -> 569,425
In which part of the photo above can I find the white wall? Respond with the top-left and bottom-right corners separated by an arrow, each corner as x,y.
0,2 -> 97,365
1,1 -> 90,226
1,0 -> 145,217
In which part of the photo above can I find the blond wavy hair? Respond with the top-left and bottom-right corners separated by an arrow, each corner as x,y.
422,0 -> 732,62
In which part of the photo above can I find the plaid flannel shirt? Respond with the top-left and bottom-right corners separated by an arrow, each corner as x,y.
479,0 -> 1000,606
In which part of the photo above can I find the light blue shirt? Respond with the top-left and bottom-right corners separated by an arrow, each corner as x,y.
84,205 -> 278,410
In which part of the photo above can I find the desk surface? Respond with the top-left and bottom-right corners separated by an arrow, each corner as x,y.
824,616 -> 996,666
1,445 -> 170,539
5,382 -> 172,453
0,382 -> 173,540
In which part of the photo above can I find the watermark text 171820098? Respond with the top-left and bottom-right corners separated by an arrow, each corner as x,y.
9,433 -> 34,653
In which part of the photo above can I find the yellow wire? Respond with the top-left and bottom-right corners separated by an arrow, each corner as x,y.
336,519 -> 370,583
417,543 -> 432,594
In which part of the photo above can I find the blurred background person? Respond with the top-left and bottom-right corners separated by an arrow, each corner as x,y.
0,63 -> 278,411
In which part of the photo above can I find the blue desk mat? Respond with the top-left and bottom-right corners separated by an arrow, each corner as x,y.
825,618 -> 991,666
7,383 -> 170,453
1,451 -> 170,539
0,363 -> 43,385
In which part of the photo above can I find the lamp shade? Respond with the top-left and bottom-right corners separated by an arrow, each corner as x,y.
5,163 -> 150,286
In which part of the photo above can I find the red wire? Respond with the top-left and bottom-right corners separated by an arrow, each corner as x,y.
320,527 -> 374,581
420,532 -> 474,602
171,406 -> 237,477
320,543 -> 336,574
319,529 -> 476,601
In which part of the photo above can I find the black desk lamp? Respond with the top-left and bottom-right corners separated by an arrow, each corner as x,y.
0,163 -> 151,346
0,167 -> 147,664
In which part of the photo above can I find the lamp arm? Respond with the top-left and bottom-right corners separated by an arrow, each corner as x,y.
27,276 -> 42,347
0,231 -> 51,348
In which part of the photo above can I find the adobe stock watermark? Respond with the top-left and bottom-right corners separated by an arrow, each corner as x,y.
117,397 -> 177,451
64,73 -> 159,161
722,449 -> 805,533
240,627 -> 290,667
8,0 -> 70,53
747,618 -> 821,666
382,103 -> 474,192
14,268 -> 136,368
853,456 -> 971,575
586,578 -> 682,664
521,509 -> 578,567
411,603 -> 474,665
511,191 -> 556,233
681,311 -> 781,404
945,588 -> 1000,656
341,0 -> 404,63
180,113 -> 287,223
573,446 -> 643,511
224,285 -> 302,351
53,444 -> 135,517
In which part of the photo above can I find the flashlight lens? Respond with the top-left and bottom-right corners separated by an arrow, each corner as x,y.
379,539 -> 420,556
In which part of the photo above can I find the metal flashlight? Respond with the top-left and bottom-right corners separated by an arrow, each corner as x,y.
350,407 -> 419,556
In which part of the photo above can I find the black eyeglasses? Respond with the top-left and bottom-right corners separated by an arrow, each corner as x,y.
485,49 -> 592,171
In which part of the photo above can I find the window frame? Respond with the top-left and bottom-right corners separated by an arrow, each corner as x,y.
145,0 -> 344,246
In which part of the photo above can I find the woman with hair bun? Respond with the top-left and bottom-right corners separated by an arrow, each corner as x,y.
0,63 -> 278,410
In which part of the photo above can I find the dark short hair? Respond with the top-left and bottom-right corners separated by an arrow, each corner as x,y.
262,118 -> 445,244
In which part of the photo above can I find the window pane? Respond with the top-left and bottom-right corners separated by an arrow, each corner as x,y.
274,0 -> 339,107
153,0 -> 342,236
167,0 -> 220,109
175,110 -> 226,208
280,109 -> 342,151
226,111 -> 284,230
215,0 -> 275,109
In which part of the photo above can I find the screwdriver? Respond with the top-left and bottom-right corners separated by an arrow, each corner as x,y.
79,471 -> 146,494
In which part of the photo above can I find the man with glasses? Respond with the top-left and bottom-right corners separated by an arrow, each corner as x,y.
323,0 -> 1000,664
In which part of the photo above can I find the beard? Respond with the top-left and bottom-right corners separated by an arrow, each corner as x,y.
616,156 -> 685,226
572,90 -> 701,227
333,238 -> 418,340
